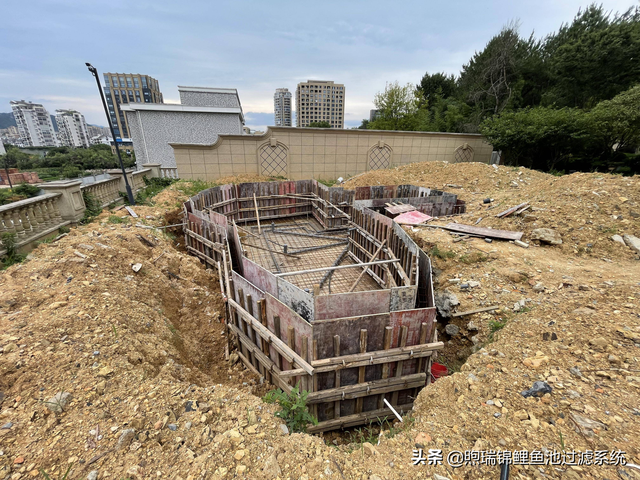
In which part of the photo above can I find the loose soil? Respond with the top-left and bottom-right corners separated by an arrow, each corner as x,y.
1,167 -> 639,480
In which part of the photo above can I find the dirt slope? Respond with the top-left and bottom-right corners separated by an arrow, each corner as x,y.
1,167 -> 639,480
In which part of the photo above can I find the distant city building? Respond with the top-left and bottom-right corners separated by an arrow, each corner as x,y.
90,134 -> 113,146
369,109 -> 380,122
296,80 -> 345,128
10,100 -> 59,147
122,86 -> 244,168
0,126 -> 21,146
87,124 -> 110,139
0,141 -> 5,155
55,109 -> 90,148
274,88 -> 292,127
102,73 -> 163,141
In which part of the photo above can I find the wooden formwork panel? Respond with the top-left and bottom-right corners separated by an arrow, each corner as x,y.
265,293 -> 313,371
242,257 -> 278,297
276,277 -> 314,322
390,286 -> 418,311
314,290 -> 391,321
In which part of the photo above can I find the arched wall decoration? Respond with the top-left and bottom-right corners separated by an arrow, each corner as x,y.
454,143 -> 474,163
259,140 -> 288,177
368,142 -> 392,171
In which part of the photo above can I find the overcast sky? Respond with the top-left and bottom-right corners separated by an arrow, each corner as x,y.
0,0 -> 635,131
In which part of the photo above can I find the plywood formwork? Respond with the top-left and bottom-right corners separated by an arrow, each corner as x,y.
183,180 -> 453,432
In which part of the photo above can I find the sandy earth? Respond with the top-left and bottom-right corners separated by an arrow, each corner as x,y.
0,165 -> 639,480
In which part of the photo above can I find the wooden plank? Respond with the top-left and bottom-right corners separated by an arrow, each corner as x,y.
312,350 -> 434,374
246,294 -> 261,374
391,326 -> 408,406
451,305 -> 499,317
306,373 -> 426,404
355,329 -> 368,413
125,206 -> 138,218
287,325 -> 296,385
228,298 -> 314,374
496,202 -> 529,218
306,403 -> 414,433
274,259 -> 399,277
348,239 -> 387,292
439,223 -> 524,241
333,335 -> 341,420
312,339 -> 318,420
378,326 -> 393,409
257,299 -> 272,383
311,341 -> 443,368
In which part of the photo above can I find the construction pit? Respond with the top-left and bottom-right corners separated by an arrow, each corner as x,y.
2,163 -> 640,480
183,180 -> 466,432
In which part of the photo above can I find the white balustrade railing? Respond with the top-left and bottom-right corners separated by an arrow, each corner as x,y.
161,167 -> 179,179
80,177 -> 121,207
0,193 -> 67,253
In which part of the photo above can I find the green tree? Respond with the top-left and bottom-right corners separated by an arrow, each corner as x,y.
357,119 -> 370,129
584,85 -> 640,165
543,4 -> 640,108
369,81 -> 424,131
480,106 -> 587,170
458,23 -> 526,127
307,121 -> 331,128
417,72 -> 457,102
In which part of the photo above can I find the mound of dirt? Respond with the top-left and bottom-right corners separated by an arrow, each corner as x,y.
0,167 -> 638,480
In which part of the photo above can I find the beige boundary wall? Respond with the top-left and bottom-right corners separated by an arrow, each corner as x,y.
170,126 -> 493,181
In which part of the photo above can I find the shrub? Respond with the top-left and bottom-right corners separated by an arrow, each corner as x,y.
81,191 -> 102,224
429,245 -> 456,259
263,385 -> 318,433
12,183 -> 40,197
107,215 -> 128,224
1,232 -> 25,269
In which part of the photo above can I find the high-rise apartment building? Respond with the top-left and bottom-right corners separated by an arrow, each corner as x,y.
295,80 -> 345,128
10,100 -> 59,147
273,88 -> 292,127
102,73 -> 163,141
55,109 -> 90,148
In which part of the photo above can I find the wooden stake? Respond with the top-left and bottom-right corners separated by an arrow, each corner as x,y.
355,329 -> 368,414
378,326 -> 393,409
391,326 -> 408,407
348,239 -> 387,292
333,335 -> 341,420
253,193 -> 261,234
287,325 -> 295,386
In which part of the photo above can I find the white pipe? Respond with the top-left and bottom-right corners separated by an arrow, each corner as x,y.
383,398 -> 403,423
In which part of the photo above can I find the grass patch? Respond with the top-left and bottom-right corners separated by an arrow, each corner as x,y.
81,191 -> 102,224
488,318 -> 508,340
429,245 -> 456,260
107,215 -> 129,224
263,384 -> 318,433
174,179 -> 222,198
318,178 -> 337,187
135,177 -> 177,205
459,252 -> 488,264
40,463 -> 73,480
1,232 -> 26,270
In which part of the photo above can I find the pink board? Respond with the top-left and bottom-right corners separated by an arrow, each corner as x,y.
389,307 -> 436,375
242,257 -> 278,296
314,290 -> 391,321
265,293 -> 312,370
394,210 -> 433,225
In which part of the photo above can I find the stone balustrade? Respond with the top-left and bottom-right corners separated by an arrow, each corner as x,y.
80,177 -> 121,208
160,167 -> 179,179
0,193 -> 70,255
131,168 -> 151,192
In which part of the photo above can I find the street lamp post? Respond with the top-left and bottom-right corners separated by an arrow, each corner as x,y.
85,62 -> 135,205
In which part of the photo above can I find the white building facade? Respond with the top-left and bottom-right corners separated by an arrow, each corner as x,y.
55,109 -> 91,148
10,100 -> 59,147
273,88 -> 292,127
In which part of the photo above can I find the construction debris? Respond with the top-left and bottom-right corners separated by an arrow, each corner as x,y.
496,202 -> 529,218
439,223 -> 524,241
393,210 -> 433,225
125,206 -> 138,218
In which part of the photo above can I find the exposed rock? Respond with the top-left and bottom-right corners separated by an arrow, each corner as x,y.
570,412 -> 606,437
623,234 -> 640,254
467,321 -> 479,331
363,442 -> 378,456
435,290 -> 459,318
520,381 -> 552,398
531,228 -> 562,245
611,234 -> 626,246
87,471 -> 98,480
279,424 -> 289,435
532,282 -> 545,293
45,392 -> 72,414
433,475 -> 451,480
445,324 -> 460,336
116,428 -> 136,450
3,343 -> 18,353
262,454 -> 281,479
